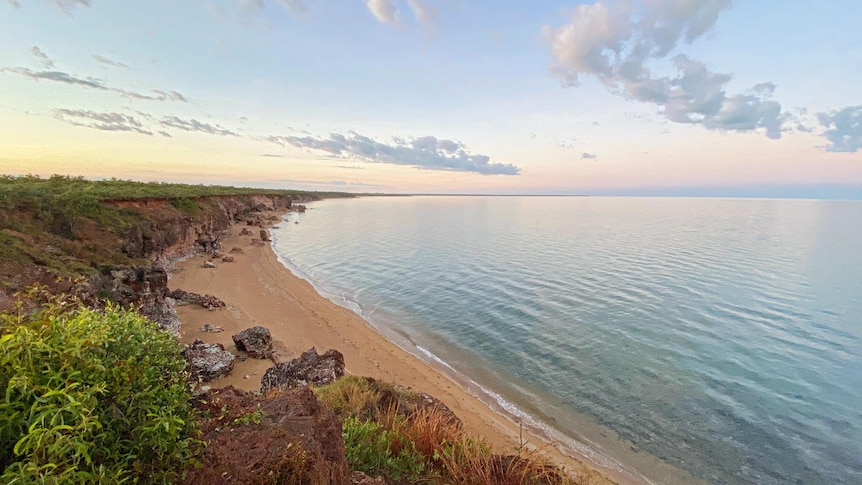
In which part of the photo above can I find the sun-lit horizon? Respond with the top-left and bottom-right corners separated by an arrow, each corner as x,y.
1,1 -> 860,198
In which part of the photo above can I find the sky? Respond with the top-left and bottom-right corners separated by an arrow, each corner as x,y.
1,0 -> 861,197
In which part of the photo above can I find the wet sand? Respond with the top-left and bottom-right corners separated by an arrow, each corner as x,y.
170,213 -> 684,485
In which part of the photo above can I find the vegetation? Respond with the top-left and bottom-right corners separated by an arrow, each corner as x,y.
315,375 -> 593,484
0,292 -> 200,483
0,174 -> 351,293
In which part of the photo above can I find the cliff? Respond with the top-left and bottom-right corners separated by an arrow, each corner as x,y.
0,190 -> 305,317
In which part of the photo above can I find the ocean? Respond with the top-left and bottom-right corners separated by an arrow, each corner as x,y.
270,196 -> 862,484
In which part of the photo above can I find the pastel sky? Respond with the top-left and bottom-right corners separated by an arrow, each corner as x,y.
1,0 -> 861,197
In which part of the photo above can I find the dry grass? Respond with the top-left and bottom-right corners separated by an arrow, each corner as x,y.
313,375 -> 385,420
315,376 -> 607,484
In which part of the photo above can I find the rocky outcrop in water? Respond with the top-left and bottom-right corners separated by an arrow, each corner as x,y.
261,348 -> 345,394
232,326 -> 273,359
184,339 -> 236,382
184,386 -> 348,485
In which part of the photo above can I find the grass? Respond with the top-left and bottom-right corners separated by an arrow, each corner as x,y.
0,174 -> 353,294
314,376 -> 592,484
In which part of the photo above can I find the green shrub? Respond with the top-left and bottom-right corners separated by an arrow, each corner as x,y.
169,198 -> 199,217
0,297 -> 200,483
342,415 -> 425,482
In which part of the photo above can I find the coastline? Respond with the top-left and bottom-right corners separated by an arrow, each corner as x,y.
169,211 -> 667,485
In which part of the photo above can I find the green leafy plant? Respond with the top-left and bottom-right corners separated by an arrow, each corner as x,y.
0,295 -> 201,483
233,404 -> 267,426
342,415 -> 426,482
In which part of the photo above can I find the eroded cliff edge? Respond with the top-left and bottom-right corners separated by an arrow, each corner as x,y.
0,192 -> 309,325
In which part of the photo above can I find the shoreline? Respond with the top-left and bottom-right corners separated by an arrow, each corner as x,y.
169,211 -> 687,485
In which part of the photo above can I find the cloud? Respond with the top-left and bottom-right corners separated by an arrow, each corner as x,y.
158,130 -> 172,137
6,0 -> 21,9
581,152 -> 597,160
366,0 -> 398,24
544,0 -> 789,140
115,89 -> 187,102
267,131 -> 519,175
407,0 -> 437,25
278,0 -> 307,13
260,153 -> 285,157
31,46 -> 54,68
1,66 -> 187,103
159,116 -> 239,137
817,106 -> 862,153
46,0 -> 90,13
54,108 -> 153,135
93,54 -> 129,69
335,165 -> 365,170
2,67 -> 106,89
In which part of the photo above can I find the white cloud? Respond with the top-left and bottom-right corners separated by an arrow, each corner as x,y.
366,0 -> 398,24
45,0 -> 90,13
266,131 -> 521,175
93,54 -> 129,69
54,109 -> 153,135
30,46 -> 54,68
544,0 -> 789,140
407,0 -> 436,25
818,106 -> 862,153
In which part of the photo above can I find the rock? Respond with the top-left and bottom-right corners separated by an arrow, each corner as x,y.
203,260 -> 216,268
99,265 -> 180,334
259,229 -> 270,242
221,256 -> 234,263
201,323 -> 223,333
261,348 -> 345,394
228,246 -> 244,254
251,238 -> 265,246
350,471 -> 386,484
168,289 -> 225,310
294,204 -> 307,213
239,227 -> 253,236
184,339 -> 236,382
232,326 -> 273,359
184,386 -> 348,485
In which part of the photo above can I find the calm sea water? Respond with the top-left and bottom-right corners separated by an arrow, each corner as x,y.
271,196 -> 862,484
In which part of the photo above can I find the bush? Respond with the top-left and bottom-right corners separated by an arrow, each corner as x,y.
342,415 -> 425,482
0,296 -> 200,483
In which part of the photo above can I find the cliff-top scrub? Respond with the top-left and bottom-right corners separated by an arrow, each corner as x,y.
0,293 -> 200,483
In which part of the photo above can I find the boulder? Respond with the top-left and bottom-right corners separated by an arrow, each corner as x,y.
239,228 -> 253,236
232,326 -> 273,359
203,260 -> 216,268
168,289 -> 225,310
259,229 -> 270,242
221,256 -> 235,263
228,246 -> 244,254
184,386 -> 348,485
350,472 -> 386,484
184,339 -> 236,382
261,348 -> 344,394
201,323 -> 223,333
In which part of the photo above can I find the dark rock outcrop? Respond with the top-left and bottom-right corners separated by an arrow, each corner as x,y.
261,348 -> 345,394
232,326 -> 273,359
259,229 -> 270,242
95,265 -> 181,334
184,386 -> 348,485
168,289 -> 225,311
184,339 -> 236,382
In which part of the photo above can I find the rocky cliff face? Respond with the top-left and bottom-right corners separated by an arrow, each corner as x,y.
84,193 -> 298,333
106,194 -> 293,264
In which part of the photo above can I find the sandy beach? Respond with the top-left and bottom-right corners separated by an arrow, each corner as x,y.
170,213 -> 637,484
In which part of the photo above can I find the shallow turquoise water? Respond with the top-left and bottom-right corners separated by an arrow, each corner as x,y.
272,196 -> 862,484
